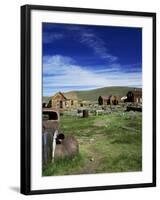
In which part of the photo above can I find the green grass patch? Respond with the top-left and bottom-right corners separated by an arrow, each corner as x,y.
43,153 -> 85,176
43,111 -> 142,176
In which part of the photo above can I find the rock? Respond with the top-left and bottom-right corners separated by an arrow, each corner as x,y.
90,157 -> 94,162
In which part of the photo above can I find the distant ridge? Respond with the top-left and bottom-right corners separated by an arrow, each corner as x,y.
43,86 -> 141,102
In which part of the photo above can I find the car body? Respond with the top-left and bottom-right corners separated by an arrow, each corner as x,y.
42,108 -> 60,134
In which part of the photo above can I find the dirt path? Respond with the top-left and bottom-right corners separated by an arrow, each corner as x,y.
75,138 -> 103,174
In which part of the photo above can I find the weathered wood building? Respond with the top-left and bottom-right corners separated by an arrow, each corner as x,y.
110,96 -> 120,105
98,96 -> 110,105
98,95 -> 120,105
125,88 -> 142,103
48,92 -> 78,110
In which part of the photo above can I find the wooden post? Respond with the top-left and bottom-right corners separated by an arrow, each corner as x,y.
83,109 -> 89,118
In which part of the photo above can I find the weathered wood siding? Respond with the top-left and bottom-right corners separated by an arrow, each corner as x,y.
50,92 -> 78,109
51,93 -> 66,109
126,89 -> 142,103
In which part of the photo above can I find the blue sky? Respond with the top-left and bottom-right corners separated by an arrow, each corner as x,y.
43,23 -> 142,96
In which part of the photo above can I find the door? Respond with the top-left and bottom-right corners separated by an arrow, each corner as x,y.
60,100 -> 63,108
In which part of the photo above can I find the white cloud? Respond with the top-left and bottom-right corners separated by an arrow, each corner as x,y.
43,25 -> 118,62
43,55 -> 142,96
79,32 -> 117,62
43,32 -> 64,43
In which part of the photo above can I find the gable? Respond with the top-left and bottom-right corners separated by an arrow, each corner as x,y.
51,92 -> 67,101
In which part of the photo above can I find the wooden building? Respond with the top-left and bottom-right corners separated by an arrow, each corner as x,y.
110,96 -> 120,105
98,95 -> 119,105
98,96 -> 110,105
48,92 -> 78,110
126,88 -> 142,103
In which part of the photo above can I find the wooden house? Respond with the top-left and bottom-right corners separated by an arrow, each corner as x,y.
98,96 -> 111,105
125,88 -> 142,103
110,96 -> 120,105
98,95 -> 119,105
48,92 -> 78,110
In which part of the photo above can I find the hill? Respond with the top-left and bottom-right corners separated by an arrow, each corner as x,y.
74,86 -> 136,101
43,86 -> 140,102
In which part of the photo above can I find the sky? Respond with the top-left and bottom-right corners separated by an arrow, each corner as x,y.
42,23 -> 142,96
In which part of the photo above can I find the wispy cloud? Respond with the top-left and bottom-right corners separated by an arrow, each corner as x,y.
92,63 -> 142,74
79,32 -> 117,62
43,32 -> 64,44
67,26 -> 118,62
43,24 -> 118,63
43,55 -> 142,96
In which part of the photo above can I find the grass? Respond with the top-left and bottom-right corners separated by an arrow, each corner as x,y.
43,153 -> 85,176
42,110 -> 142,176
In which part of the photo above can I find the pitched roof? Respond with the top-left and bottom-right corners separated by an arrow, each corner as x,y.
51,91 -> 78,100
63,92 -> 78,100
51,92 -> 67,100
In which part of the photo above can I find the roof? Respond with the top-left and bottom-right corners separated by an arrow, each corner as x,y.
50,91 -> 78,100
63,92 -> 78,100
51,92 -> 67,100
128,89 -> 142,97
99,95 -> 111,100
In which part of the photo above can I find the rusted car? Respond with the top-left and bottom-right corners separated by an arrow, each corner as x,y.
42,108 -> 79,165
43,108 -> 60,133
